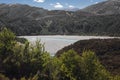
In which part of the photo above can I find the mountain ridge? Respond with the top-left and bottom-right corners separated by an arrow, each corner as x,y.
0,0 -> 120,36
82,0 -> 120,15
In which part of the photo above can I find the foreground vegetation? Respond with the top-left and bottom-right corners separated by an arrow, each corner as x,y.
56,38 -> 120,75
0,28 -> 120,80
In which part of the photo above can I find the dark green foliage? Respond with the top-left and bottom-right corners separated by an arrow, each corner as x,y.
0,28 -> 120,80
3,40 -> 50,79
81,51 -> 110,80
0,28 -> 51,79
59,50 -> 82,80
0,27 -> 16,54
58,50 -> 111,80
56,39 -> 120,75
0,28 -> 16,76
16,37 -> 28,43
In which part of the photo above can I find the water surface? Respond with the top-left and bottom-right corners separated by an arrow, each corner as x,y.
20,35 -> 116,56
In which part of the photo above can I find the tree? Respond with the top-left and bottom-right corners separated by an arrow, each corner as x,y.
57,50 -> 111,80
0,27 -> 16,58
59,50 -> 81,80
0,28 -> 16,79
81,51 -> 110,80
0,28 -> 51,79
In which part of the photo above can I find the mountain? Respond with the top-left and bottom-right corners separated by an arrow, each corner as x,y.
82,0 -> 120,15
0,4 -> 48,19
0,3 -> 91,35
64,8 -> 80,11
0,4 -> 48,35
56,39 -> 120,75
0,2 -> 120,36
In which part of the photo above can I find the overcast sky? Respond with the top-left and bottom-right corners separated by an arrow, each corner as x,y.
0,0 -> 106,10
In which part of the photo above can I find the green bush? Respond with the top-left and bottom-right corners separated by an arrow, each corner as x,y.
81,51 -> 110,80
0,28 -> 50,79
0,28 -> 120,80
58,50 -> 111,80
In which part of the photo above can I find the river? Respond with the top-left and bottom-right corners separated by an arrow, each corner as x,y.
20,35 -> 116,56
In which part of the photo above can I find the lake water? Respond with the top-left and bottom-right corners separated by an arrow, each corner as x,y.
20,35 -> 116,56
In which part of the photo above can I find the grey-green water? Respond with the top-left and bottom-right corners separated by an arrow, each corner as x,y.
20,35 -> 116,56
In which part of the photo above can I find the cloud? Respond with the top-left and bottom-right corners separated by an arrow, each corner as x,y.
54,3 -> 63,8
34,0 -> 45,3
95,2 -> 98,4
50,3 -> 53,6
68,5 -> 75,8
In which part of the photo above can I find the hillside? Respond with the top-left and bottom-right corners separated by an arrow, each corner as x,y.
56,39 -> 120,75
82,0 -> 120,15
0,0 -> 120,36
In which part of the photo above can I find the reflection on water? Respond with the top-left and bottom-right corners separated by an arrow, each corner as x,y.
20,35 -> 115,56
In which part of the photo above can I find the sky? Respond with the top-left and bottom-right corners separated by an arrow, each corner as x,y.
0,0 -> 107,10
